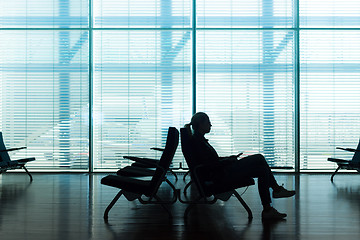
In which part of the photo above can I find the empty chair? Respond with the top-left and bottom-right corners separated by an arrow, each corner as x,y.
328,139 -> 360,182
101,127 -> 179,221
0,132 -> 35,181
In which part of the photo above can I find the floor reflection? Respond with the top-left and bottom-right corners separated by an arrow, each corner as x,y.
0,173 -> 360,239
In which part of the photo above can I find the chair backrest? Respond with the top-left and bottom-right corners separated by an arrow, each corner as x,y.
180,127 -> 197,170
0,132 -> 11,164
148,127 -> 179,196
180,127 -> 208,195
180,127 -> 202,171
351,139 -> 360,164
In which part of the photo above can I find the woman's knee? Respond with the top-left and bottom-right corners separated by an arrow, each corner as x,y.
253,153 -> 265,159
251,154 -> 267,164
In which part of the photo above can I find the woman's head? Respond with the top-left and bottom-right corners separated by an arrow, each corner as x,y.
189,112 -> 212,134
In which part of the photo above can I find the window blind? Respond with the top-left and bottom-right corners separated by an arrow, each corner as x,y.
0,30 -> 89,169
300,30 -> 360,170
0,0 -> 88,170
196,30 -> 295,168
0,0 -> 88,28
93,0 -> 191,28
300,0 -> 360,28
92,30 -> 191,169
197,0 -> 294,28
1,0 -> 360,172
92,0 -> 192,169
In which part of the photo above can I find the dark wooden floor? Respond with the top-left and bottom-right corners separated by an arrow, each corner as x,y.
0,172 -> 360,240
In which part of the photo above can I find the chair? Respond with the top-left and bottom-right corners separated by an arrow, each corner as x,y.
328,139 -> 360,182
0,132 -> 35,181
101,127 -> 179,221
178,127 -> 255,220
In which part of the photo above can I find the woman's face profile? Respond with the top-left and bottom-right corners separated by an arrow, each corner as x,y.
200,116 -> 212,134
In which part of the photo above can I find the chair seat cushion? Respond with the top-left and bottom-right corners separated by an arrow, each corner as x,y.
101,175 -> 153,195
8,160 -> 20,167
0,160 -> 26,170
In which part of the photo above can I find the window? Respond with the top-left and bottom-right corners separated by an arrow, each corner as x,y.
92,30 -> 191,169
300,31 -> 360,169
0,0 -> 89,169
92,0 -> 192,169
1,0 -> 359,171
196,0 -> 295,168
196,30 -> 295,167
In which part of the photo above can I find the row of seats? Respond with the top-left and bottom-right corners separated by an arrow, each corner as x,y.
101,127 -> 255,222
101,126 -> 360,222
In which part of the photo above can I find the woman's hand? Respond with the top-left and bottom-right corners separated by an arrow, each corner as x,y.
229,152 -> 243,159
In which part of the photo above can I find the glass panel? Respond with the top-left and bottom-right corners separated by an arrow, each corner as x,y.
93,0 -> 191,28
197,0 -> 294,28
196,30 -> 295,168
0,0 -> 88,28
300,0 -> 360,28
300,30 -> 360,170
0,30 -> 89,169
93,30 -> 191,170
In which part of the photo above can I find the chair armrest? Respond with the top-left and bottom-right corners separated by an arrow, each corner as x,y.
150,147 -> 164,152
270,166 -> 294,169
16,157 -> 36,163
336,147 -> 360,152
123,156 -> 159,167
0,147 -> 27,152
123,156 -> 167,174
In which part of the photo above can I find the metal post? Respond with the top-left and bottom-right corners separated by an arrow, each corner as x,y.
294,0 -> 300,173
262,0 -> 275,165
192,0 -> 197,115
59,0 -> 71,167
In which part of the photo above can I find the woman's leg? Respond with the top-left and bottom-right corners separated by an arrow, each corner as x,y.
223,154 -> 279,206
223,154 -> 294,220
223,154 -> 295,220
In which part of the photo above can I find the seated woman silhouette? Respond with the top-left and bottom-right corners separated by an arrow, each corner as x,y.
185,112 -> 295,220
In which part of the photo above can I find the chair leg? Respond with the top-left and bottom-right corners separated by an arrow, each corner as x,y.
183,171 -> 190,181
183,180 -> 193,196
22,166 -> 33,182
165,178 -> 177,192
331,166 -> 341,182
233,190 -> 253,220
104,190 -> 123,221
165,179 -> 178,203
169,169 -> 178,181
